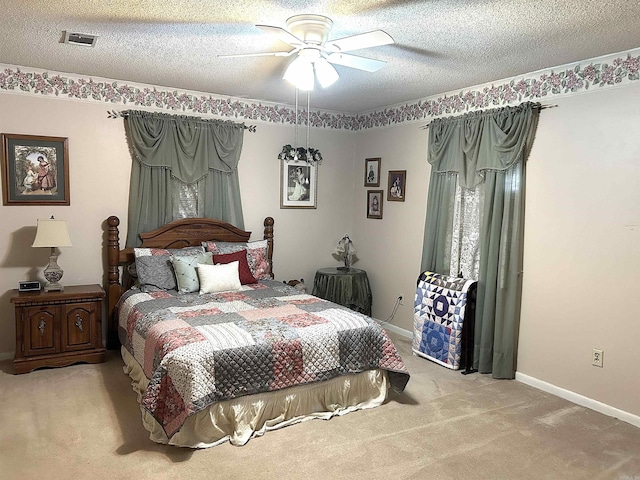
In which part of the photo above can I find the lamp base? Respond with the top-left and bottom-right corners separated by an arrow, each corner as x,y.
44,282 -> 64,292
337,266 -> 351,271
43,249 -> 64,292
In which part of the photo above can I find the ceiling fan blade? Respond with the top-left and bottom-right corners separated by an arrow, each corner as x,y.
326,52 -> 387,72
325,30 -> 394,53
256,25 -> 305,47
218,49 -> 298,59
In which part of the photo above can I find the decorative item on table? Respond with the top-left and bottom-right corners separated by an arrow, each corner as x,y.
32,216 -> 72,291
332,234 -> 358,270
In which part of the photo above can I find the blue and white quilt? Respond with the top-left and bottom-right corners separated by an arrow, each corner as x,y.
412,271 -> 476,370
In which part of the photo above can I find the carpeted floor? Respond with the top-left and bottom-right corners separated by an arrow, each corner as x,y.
1,332 -> 639,480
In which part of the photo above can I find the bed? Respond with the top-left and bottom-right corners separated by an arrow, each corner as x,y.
106,215 -> 410,448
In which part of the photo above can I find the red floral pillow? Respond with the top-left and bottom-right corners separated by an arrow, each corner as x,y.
213,250 -> 257,285
203,240 -> 270,280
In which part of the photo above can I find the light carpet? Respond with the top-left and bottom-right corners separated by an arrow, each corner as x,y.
1,333 -> 639,480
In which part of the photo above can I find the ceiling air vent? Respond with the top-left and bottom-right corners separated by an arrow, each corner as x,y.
63,31 -> 98,47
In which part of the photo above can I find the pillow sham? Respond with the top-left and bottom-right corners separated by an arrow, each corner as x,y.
197,261 -> 242,294
203,240 -> 270,280
213,250 -> 257,285
170,252 -> 213,294
134,246 -> 205,291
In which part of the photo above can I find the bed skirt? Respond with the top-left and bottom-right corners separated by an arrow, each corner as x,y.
121,347 -> 389,448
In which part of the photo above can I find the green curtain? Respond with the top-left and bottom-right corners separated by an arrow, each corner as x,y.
421,102 -> 540,379
125,110 -> 245,247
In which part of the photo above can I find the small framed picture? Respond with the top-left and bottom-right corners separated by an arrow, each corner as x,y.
364,157 -> 381,187
367,190 -> 384,219
1,133 -> 70,206
387,170 -> 406,202
280,160 -> 317,209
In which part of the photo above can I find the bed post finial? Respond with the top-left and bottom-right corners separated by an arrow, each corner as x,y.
107,216 -> 122,349
264,217 -> 274,278
107,216 -> 120,282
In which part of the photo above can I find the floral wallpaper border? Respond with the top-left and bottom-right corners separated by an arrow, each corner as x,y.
1,47 -> 638,131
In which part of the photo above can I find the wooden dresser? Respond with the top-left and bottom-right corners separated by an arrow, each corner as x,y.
11,284 -> 106,374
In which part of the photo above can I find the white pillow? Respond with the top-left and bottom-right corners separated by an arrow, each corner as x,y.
197,261 -> 242,294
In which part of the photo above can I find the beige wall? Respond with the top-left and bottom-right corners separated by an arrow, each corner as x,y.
518,84 -> 640,416
0,93 -> 356,356
2,76 -> 638,420
352,84 -> 640,418
352,123 -> 430,329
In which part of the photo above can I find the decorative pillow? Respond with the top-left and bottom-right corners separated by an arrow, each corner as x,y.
213,250 -> 257,285
134,246 -> 205,291
170,252 -> 213,294
197,261 -> 242,294
203,240 -> 270,279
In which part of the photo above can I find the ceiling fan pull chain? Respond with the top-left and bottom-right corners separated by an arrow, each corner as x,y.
306,90 -> 310,150
295,88 -> 299,150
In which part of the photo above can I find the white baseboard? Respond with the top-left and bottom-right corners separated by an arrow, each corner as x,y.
380,324 -> 640,429
516,372 -> 640,429
375,321 -> 412,339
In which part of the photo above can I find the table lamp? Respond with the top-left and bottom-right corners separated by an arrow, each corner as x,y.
32,216 -> 73,291
332,234 -> 357,271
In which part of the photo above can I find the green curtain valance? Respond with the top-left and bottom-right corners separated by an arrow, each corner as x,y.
428,102 -> 540,189
125,110 -> 245,247
126,110 -> 245,184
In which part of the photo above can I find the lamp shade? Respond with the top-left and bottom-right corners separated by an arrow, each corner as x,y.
283,57 -> 315,91
314,58 -> 339,88
32,218 -> 72,247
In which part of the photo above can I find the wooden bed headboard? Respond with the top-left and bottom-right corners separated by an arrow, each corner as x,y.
106,215 -> 274,349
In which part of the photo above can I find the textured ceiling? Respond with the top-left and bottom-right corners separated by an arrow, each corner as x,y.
2,1 -> 640,113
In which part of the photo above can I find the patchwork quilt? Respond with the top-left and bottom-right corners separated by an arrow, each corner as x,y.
412,271 -> 476,370
119,280 -> 409,438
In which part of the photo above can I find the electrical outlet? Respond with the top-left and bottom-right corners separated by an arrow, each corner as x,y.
592,348 -> 604,367
398,295 -> 404,306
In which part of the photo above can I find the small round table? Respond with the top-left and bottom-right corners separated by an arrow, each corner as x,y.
312,267 -> 372,316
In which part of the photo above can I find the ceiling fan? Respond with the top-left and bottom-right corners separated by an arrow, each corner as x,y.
219,14 -> 394,90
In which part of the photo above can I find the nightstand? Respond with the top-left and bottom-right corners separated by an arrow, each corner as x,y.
312,267 -> 372,316
11,284 -> 106,374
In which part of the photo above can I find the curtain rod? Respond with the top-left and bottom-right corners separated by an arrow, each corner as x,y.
420,104 -> 557,129
106,110 -> 257,132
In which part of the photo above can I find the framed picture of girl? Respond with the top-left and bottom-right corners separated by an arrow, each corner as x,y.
367,190 -> 383,219
1,133 -> 70,206
280,159 -> 317,209
364,157 -> 381,187
387,170 -> 406,202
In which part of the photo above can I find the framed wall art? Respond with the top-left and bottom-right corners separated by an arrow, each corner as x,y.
1,133 -> 70,206
280,160 -> 317,209
364,157 -> 381,187
387,170 -> 406,202
367,190 -> 384,219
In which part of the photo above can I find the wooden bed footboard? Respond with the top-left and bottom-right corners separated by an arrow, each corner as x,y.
106,215 -> 274,349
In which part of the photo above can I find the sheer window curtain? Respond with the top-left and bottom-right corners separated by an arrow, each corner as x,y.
420,102 -> 540,378
124,110 -> 245,247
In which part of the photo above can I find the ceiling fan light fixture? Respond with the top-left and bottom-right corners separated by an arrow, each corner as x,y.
286,14 -> 333,45
284,57 -> 315,91
314,58 -> 339,88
